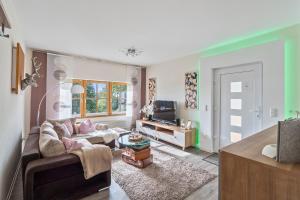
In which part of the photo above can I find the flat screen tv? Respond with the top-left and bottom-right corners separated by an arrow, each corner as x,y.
152,100 -> 176,125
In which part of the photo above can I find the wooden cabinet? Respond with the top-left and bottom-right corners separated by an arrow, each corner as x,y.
220,126 -> 300,200
136,120 -> 195,150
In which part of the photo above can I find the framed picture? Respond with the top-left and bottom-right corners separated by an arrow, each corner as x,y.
148,78 -> 156,102
185,72 -> 198,109
11,43 -> 24,94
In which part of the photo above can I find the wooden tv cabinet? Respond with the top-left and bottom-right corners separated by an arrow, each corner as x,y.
136,120 -> 195,150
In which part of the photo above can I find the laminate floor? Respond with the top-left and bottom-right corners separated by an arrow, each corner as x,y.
10,139 -> 218,200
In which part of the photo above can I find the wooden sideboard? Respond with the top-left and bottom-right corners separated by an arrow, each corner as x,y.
220,126 -> 300,200
136,120 -> 195,150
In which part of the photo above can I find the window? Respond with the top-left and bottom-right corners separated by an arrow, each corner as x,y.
86,81 -> 108,116
72,81 -> 82,116
72,79 -> 127,117
112,83 -> 127,114
230,82 -> 242,93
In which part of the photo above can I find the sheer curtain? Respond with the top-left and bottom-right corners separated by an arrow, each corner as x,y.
126,66 -> 141,128
46,54 -> 73,120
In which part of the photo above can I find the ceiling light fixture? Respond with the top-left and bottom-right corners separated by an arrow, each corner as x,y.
121,47 -> 143,57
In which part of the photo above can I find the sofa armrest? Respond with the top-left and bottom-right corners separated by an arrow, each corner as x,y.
22,133 -> 41,183
24,153 -> 80,200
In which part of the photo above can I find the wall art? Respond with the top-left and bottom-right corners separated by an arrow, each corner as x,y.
148,78 -> 156,102
185,72 -> 198,109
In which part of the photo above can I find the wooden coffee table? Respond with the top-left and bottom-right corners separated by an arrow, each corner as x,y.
118,135 -> 153,168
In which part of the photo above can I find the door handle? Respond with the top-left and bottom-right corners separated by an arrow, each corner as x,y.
249,108 -> 261,117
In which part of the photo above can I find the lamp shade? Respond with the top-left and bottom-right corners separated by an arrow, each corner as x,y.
71,84 -> 84,94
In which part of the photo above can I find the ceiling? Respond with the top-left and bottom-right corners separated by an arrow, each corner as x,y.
11,0 -> 300,66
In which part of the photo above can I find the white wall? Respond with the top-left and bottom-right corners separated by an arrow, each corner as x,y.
147,41 -> 285,152
146,54 -> 201,145
0,0 -> 28,199
200,41 -> 284,152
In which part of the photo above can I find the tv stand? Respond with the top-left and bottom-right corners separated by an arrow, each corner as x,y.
136,120 -> 195,150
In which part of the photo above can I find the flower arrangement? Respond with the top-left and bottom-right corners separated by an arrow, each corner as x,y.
140,101 -> 154,118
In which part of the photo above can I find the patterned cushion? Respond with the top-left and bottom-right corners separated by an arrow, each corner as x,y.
39,132 -> 66,157
64,120 -> 74,134
40,121 -> 59,139
48,118 -> 76,134
54,122 -> 72,139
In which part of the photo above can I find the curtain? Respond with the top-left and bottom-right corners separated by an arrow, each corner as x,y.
126,66 -> 141,128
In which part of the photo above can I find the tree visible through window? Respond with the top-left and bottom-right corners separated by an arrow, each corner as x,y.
72,80 -> 127,117
112,83 -> 127,114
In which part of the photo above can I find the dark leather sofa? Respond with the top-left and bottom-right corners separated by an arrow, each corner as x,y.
22,127 -> 114,200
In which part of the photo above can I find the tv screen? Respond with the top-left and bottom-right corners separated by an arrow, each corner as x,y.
152,100 -> 176,124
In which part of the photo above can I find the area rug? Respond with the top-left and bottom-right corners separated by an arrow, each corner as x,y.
112,149 -> 216,200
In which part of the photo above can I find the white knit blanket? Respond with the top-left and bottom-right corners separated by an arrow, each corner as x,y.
75,129 -> 119,143
71,144 -> 113,179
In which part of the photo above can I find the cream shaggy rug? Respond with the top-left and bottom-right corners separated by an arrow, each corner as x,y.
112,148 -> 216,200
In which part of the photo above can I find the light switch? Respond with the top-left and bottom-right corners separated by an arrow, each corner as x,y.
270,108 -> 278,118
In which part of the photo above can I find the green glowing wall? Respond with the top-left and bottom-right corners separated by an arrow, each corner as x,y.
200,24 -> 300,120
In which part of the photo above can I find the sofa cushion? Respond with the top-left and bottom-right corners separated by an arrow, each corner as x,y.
62,137 -> 92,152
39,132 -> 66,158
54,122 -> 72,139
64,120 -> 74,134
48,118 -> 76,134
79,119 -> 95,134
40,122 -> 59,139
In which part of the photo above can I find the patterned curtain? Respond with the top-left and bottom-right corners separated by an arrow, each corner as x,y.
126,66 -> 141,128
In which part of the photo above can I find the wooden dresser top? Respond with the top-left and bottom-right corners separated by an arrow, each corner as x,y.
220,125 -> 300,173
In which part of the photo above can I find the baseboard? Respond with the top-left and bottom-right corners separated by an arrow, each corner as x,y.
6,158 -> 21,200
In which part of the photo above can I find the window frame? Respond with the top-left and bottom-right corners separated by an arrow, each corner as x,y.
72,79 -> 127,118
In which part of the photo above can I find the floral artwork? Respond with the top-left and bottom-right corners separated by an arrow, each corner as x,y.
185,72 -> 198,109
148,78 -> 156,102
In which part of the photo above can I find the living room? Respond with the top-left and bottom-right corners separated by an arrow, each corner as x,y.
1,1 -> 300,200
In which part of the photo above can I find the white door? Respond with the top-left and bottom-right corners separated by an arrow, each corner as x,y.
214,62 -> 263,150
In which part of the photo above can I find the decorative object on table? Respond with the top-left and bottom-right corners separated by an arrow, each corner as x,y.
185,72 -> 198,109
21,57 -> 41,90
11,43 -> 24,94
262,144 -> 277,159
128,133 -> 143,141
148,78 -> 156,102
176,118 -> 181,126
180,119 -> 185,129
277,118 -> 300,163
185,120 -> 192,130
121,46 -> 143,57
140,100 -> 154,120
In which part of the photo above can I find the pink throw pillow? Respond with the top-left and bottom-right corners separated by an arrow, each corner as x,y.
64,120 -> 74,134
79,119 -> 95,134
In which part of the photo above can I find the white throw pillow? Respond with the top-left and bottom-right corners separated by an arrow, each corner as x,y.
39,133 -> 66,157
40,121 -> 59,139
